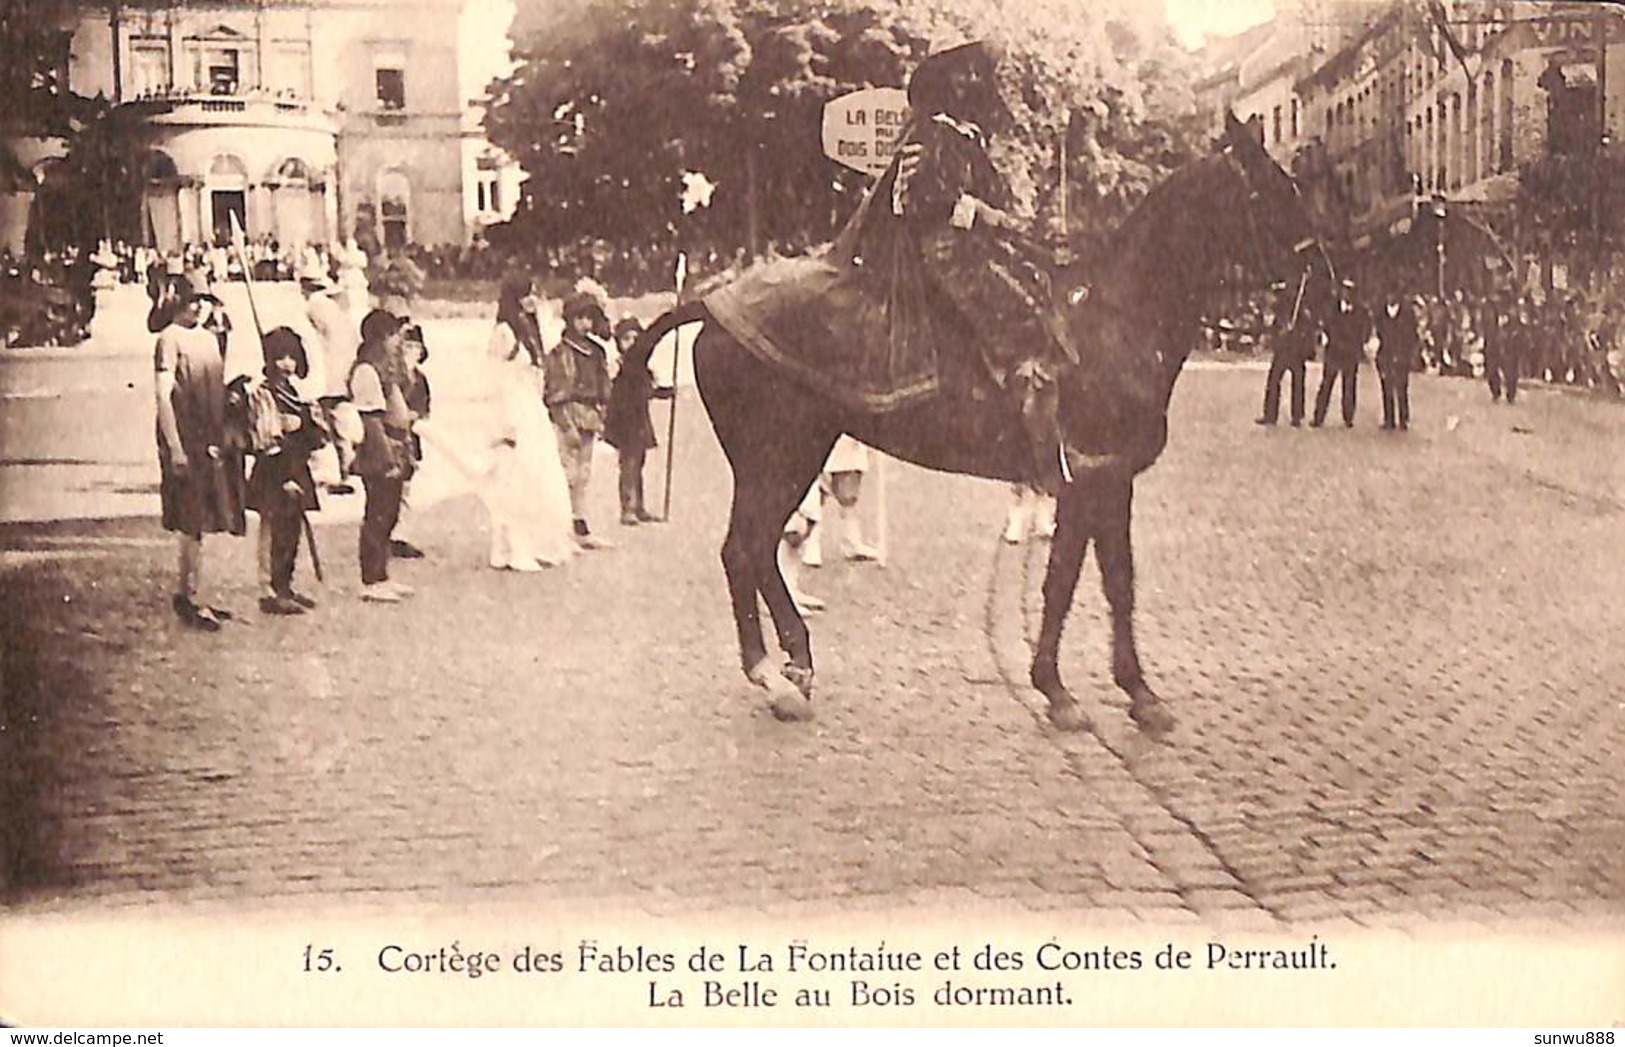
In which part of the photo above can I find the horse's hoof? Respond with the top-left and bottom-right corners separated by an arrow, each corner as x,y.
1129,696 -> 1175,736
753,665 -> 814,722
781,663 -> 815,699
1048,698 -> 1092,733
768,686 -> 816,723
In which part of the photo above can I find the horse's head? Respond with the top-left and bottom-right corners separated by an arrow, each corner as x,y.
1219,111 -> 1336,308
1053,110 -> 1329,478
1164,111 -> 1334,326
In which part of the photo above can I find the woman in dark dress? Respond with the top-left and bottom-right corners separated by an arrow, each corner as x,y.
155,282 -> 245,630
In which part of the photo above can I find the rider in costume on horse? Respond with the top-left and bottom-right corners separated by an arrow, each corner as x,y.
650,42 -> 1075,493
888,41 -> 1071,490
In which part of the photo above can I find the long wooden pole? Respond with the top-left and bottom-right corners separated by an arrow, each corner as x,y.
1595,7 -> 1610,263
227,210 -> 265,341
873,450 -> 888,568
230,210 -> 323,582
661,250 -> 686,521
110,0 -> 123,104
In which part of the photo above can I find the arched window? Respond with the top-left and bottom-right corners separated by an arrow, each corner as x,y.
1481,72 -> 1496,180
272,157 -> 310,186
1406,117 -> 1415,186
378,169 -> 410,250
207,154 -> 248,188
145,150 -> 179,184
1499,59 -> 1514,172
269,157 -> 314,248
205,156 -> 249,244
1424,105 -> 1435,191
1462,91 -> 1475,189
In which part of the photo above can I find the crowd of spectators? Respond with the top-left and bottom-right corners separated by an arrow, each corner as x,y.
1,221 -> 830,349
1200,262 -> 1625,397
24,225 -> 1619,399
0,245 -> 96,347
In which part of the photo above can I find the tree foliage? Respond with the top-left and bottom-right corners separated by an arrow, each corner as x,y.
32,102 -> 171,252
1,0 -> 158,253
0,0 -> 84,131
485,0 -> 1203,262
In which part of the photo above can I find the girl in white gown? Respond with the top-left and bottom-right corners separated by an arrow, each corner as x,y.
484,276 -> 576,570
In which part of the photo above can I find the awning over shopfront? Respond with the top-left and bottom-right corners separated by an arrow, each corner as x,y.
1450,172 -> 1521,207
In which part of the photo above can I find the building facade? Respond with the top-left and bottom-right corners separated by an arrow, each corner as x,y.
1198,0 -> 1625,291
1193,0 -> 1371,167
1296,2 -> 1623,235
4,0 -> 519,255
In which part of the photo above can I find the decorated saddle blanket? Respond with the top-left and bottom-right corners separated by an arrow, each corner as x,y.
705,217 -> 1083,415
705,256 -> 950,413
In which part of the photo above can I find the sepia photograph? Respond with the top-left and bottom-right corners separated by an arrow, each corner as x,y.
0,0 -> 1622,1029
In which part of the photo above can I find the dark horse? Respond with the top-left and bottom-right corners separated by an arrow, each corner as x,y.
616,113 -> 1327,733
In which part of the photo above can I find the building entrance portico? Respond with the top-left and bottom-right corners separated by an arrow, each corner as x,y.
210,189 -> 247,245
205,154 -> 248,245
137,121 -> 338,251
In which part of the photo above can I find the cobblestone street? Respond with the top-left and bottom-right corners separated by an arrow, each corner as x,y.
3,339 -> 1622,936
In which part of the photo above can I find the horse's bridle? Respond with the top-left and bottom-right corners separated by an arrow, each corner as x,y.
1220,143 -> 1334,305
1051,145 -> 1335,486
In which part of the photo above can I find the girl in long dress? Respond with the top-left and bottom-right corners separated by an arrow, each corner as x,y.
483,275 -> 576,570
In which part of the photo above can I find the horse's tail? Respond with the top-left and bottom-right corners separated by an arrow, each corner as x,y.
610,298 -> 708,403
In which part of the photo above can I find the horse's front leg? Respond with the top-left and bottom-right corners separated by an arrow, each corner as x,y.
1031,483 -> 1092,732
1094,475 -> 1174,735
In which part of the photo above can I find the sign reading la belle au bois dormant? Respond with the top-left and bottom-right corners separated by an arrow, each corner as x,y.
822,87 -> 910,177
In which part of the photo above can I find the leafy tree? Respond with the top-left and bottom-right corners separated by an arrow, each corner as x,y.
485,0 -> 1201,268
0,0 -> 82,131
31,101 -> 169,251
2,0 -> 164,253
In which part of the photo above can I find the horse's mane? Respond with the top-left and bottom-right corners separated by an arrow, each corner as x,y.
1087,151 -> 1238,317
1110,152 -> 1228,245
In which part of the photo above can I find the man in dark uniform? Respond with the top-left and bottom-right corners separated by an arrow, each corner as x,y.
1484,293 -> 1519,404
1311,281 -> 1369,428
1256,295 -> 1315,427
1374,292 -> 1418,430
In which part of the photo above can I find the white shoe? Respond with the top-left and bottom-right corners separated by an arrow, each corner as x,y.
361,583 -> 401,603
386,580 -> 416,598
840,515 -> 877,561
1003,512 -> 1027,544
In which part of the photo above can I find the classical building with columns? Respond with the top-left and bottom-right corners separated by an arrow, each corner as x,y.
3,0 -> 519,255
